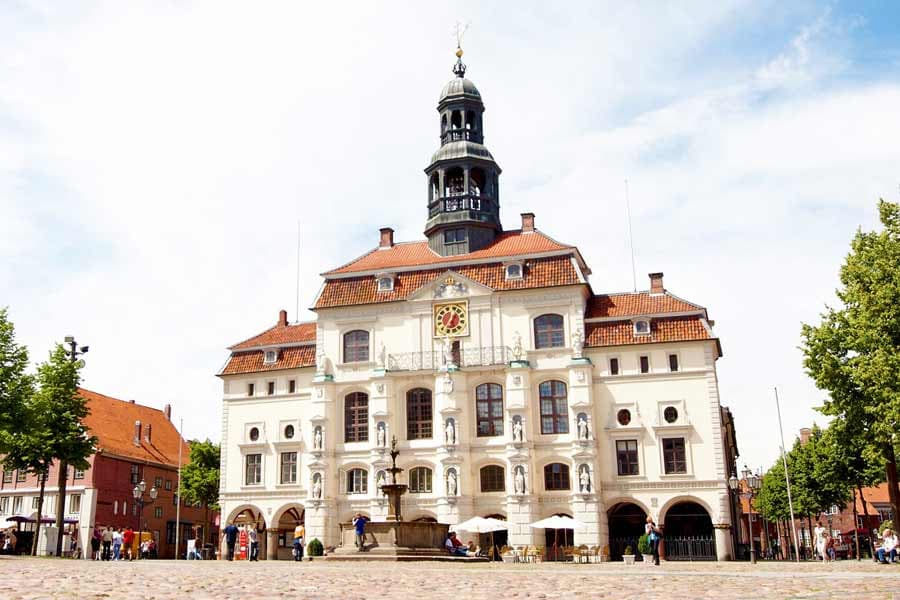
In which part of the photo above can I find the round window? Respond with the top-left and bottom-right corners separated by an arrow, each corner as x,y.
249,427 -> 259,442
617,409 -> 631,426
664,407 -> 678,423
284,424 -> 295,439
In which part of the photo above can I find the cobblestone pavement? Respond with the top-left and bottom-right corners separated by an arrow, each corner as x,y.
2,557 -> 900,600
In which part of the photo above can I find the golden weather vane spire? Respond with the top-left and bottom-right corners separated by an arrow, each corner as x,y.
452,21 -> 470,77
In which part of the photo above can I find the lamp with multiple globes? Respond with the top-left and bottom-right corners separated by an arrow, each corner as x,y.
729,466 -> 762,564
132,480 -> 158,559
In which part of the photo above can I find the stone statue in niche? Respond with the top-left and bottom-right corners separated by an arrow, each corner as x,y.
376,471 -> 386,494
376,423 -> 386,447
514,466 -> 526,494
512,418 -> 523,442
446,470 -> 458,496
572,327 -> 584,359
377,342 -> 386,367
444,419 -> 456,445
579,466 -> 591,492
313,427 -> 323,450
316,351 -> 326,372
511,332 -> 524,361
442,372 -> 454,394
442,335 -> 454,367
312,474 -> 322,499
577,415 -> 589,440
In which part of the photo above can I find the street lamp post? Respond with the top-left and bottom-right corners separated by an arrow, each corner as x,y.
729,466 -> 762,564
132,480 -> 158,559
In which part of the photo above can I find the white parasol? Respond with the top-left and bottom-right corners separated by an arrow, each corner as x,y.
529,515 -> 586,561
453,516 -> 508,559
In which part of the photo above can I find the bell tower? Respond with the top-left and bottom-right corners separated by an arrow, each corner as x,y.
424,48 -> 502,256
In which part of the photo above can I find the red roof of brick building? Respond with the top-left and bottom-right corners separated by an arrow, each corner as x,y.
587,291 -> 704,319
80,388 -> 189,467
584,315 -> 712,348
230,321 -> 316,350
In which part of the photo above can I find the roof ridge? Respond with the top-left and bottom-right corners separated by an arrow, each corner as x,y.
228,324 -> 278,350
79,388 -> 165,414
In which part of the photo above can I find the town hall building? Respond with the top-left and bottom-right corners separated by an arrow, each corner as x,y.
217,50 -> 738,561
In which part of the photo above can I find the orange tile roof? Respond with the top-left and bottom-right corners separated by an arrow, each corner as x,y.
584,315 -> 712,347
80,388 -> 189,467
856,483 -> 892,514
324,230 -> 572,275
315,255 -> 581,309
221,345 -> 317,376
587,292 -> 703,319
230,321 -> 316,350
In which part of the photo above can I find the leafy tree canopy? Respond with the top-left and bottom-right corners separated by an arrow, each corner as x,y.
180,439 -> 220,511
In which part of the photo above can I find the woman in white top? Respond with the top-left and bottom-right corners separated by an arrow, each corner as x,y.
813,521 -> 827,561
645,516 -> 661,565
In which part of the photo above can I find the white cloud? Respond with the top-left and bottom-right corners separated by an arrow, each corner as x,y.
1,2 -> 896,471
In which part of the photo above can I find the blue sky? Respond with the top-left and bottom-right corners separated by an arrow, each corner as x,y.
1,1 -> 899,471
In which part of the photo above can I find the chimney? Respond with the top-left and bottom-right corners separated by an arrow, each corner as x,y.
278,309 -> 288,327
145,423 -> 152,444
379,227 -> 394,248
521,212 -> 535,233
799,427 -> 812,445
133,420 -> 141,447
649,272 -> 665,295
164,404 -> 171,421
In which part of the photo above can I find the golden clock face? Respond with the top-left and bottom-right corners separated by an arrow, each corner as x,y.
434,302 -> 468,337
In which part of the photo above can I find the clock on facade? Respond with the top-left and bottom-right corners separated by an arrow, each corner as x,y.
433,302 -> 469,337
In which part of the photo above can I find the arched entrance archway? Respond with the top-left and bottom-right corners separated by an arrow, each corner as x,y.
480,513 -> 507,561
607,502 -> 647,561
543,513 -> 574,562
661,501 -> 716,561
226,505 -> 265,561
273,506 -> 305,561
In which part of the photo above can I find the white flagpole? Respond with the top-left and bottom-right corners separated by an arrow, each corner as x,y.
175,417 -> 184,559
775,387 -> 801,562
624,178 -> 637,292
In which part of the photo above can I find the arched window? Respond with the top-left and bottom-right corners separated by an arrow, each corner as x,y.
343,330 -> 369,363
451,110 -> 462,129
347,468 -> 367,494
444,167 -> 465,197
465,110 -> 476,130
539,380 -> 569,434
441,114 -> 448,133
475,383 -> 504,437
534,314 -> 565,349
409,467 -> 433,493
480,465 -> 505,492
544,463 -> 570,491
344,392 -> 368,443
406,388 -> 433,440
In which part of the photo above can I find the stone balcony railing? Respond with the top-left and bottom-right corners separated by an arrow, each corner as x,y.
387,346 -> 510,372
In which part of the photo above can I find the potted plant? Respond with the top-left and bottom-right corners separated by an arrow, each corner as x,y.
501,548 -> 517,563
307,538 -> 324,561
622,545 -> 635,565
637,534 -> 653,565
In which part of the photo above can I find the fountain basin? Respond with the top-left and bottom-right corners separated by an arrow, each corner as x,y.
327,520 -> 486,561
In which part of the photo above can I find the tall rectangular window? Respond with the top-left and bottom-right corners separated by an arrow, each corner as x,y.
130,465 -> 140,485
267,381 -> 275,395
154,476 -> 163,489
668,354 -> 679,372
346,469 -> 367,494
609,358 -> 619,375
663,438 -> 687,474
245,454 -> 262,485
154,506 -> 163,518
406,389 -> 433,440
639,355 -> 650,374
248,383 -> 255,396
288,380 -> 296,394
344,393 -> 369,442
2,471 -> 11,484
343,330 -> 370,363
73,468 -> 85,480
539,380 -> 569,434
69,494 -> 81,514
475,384 -> 504,437
12,496 -> 23,514
280,452 -> 297,484
0,497 -> 8,514
16,470 -> 26,483
616,440 -> 640,476
32,496 -> 39,509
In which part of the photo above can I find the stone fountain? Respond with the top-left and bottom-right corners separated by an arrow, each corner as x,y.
328,436 -> 480,561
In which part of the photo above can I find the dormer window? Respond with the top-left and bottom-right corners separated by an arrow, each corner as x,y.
264,350 -> 277,364
504,262 -> 523,280
634,320 -> 650,336
375,273 -> 395,292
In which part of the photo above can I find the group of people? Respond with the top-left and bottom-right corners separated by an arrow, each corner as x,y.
0,529 -> 17,554
812,521 -> 839,561
89,525 -> 148,560
874,528 -> 898,564
221,522 -> 274,562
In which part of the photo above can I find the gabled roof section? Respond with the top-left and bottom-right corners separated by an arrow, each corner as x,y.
315,255 -> 581,309
80,388 -> 189,467
229,321 -> 316,350
323,229 -> 574,276
584,316 -> 713,348
586,291 -> 705,320
221,345 -> 316,376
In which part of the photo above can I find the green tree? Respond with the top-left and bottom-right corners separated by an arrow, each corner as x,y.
180,439 -> 220,545
36,345 -> 96,556
0,307 -> 33,454
801,199 -> 900,524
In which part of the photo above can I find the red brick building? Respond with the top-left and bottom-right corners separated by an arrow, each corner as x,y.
0,389 -> 218,558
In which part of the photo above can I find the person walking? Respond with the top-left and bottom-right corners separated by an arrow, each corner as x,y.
248,526 -> 259,562
101,527 -> 113,561
813,521 -> 827,561
90,526 -> 101,561
352,513 -> 368,552
222,522 -> 239,561
122,527 -> 134,561
292,522 -> 305,561
645,516 -> 662,565
111,527 -> 123,561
